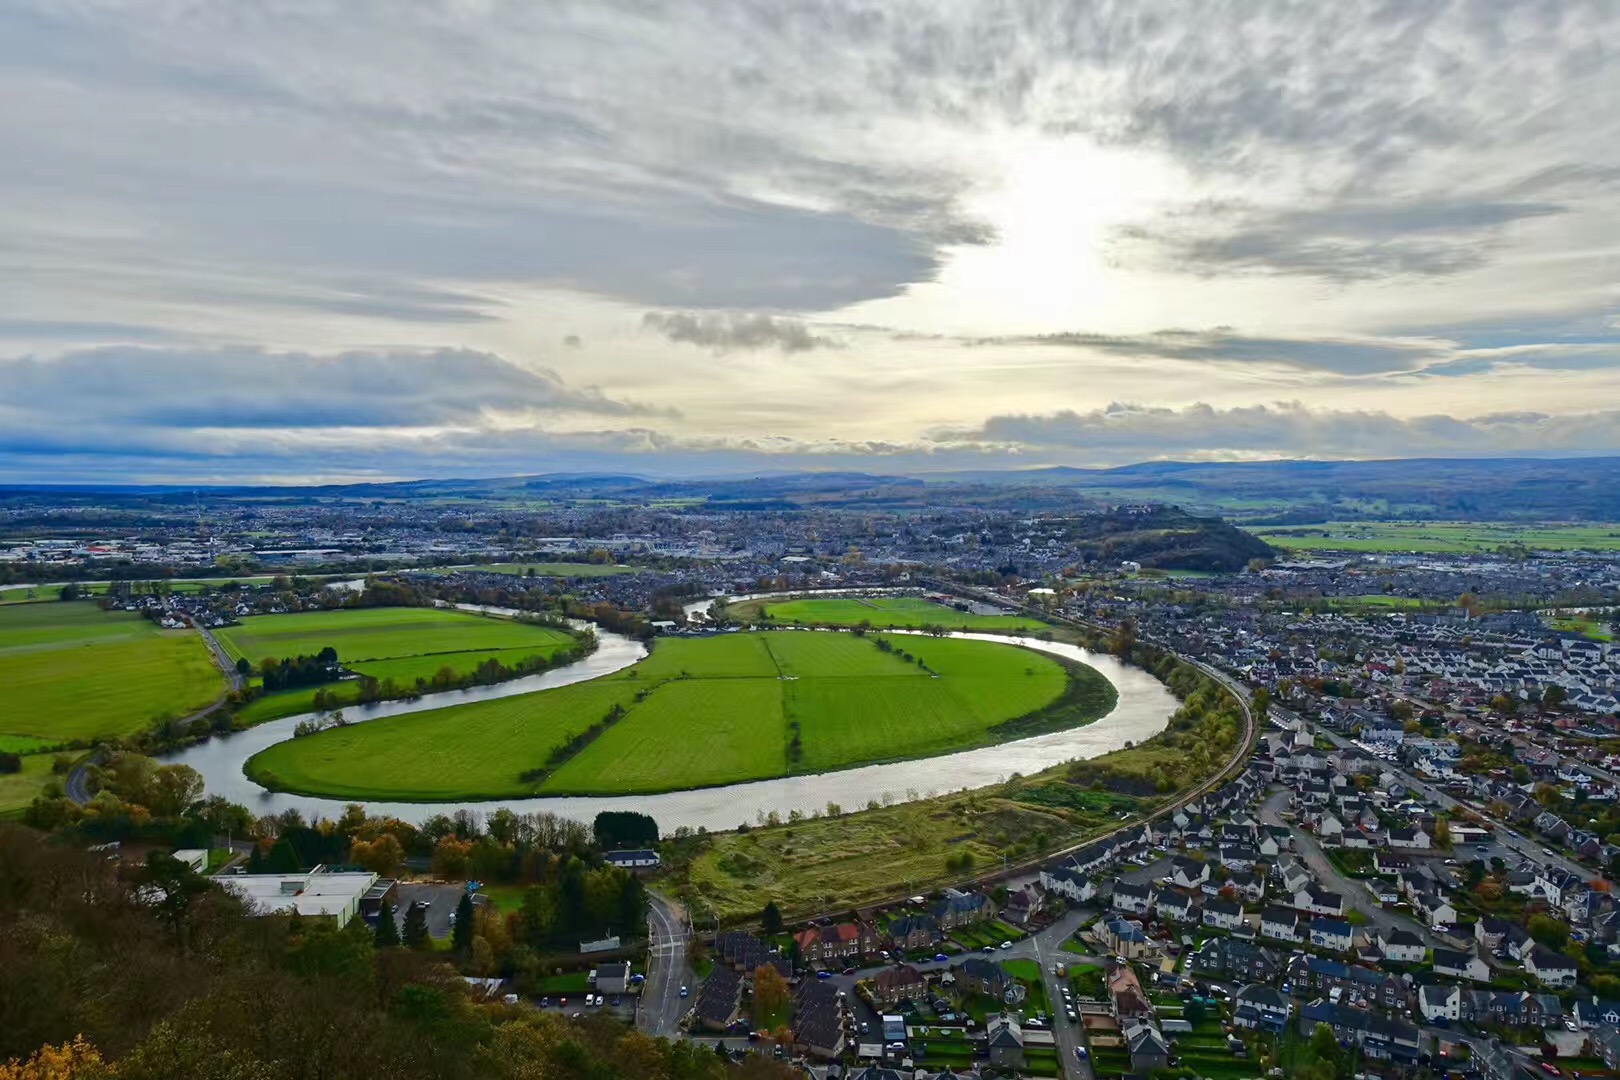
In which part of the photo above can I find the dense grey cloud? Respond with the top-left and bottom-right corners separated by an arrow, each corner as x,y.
643,312 -> 843,354
1112,195 -> 1571,282
0,346 -> 668,431
945,402 -> 1620,460
966,329 -> 1445,376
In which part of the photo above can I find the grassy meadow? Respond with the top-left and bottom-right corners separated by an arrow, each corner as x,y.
0,753 -> 59,818
734,594 -> 1045,631
1256,520 -> 1620,554
0,602 -> 225,744
220,607 -> 580,725
245,629 -> 1112,801
422,562 -> 635,577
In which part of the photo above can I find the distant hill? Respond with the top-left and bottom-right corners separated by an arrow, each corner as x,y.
935,456 -> 1620,522
1059,506 -> 1274,572
7,455 -> 1618,522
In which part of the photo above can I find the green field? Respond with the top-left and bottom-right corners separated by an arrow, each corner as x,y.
422,562 -> 635,577
0,603 -> 225,744
0,577 -> 282,605
735,595 -> 1044,631
1256,520 -> 1620,553
1547,614 -> 1615,641
245,630 -> 1112,800
0,753 -> 58,817
221,607 -> 581,725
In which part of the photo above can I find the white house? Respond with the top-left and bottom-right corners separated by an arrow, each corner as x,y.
1378,928 -> 1426,964
1432,946 -> 1491,983
1526,945 -> 1578,988
1419,983 -> 1461,1022
1308,918 -> 1354,953
1202,898 -> 1245,932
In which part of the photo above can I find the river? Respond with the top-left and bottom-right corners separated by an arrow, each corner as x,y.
163,608 -> 1178,832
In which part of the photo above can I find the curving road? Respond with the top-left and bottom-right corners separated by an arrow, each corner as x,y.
641,892 -> 694,1038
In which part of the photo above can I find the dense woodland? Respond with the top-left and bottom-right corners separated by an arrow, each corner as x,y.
0,828 -> 793,1080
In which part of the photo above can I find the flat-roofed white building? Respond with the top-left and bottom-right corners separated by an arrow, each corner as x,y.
219,868 -> 377,925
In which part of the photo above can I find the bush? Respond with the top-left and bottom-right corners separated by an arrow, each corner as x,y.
0,752 -> 20,775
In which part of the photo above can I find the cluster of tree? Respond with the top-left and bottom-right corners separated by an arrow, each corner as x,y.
0,827 -> 789,1080
258,646 -> 340,691
292,709 -> 349,739
562,599 -> 654,641
0,753 -> 20,775
593,811 -> 659,850
1064,644 -> 1245,796
520,704 -> 627,783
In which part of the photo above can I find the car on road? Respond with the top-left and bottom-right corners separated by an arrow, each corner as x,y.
1543,847 -> 1556,857
1075,1047 -> 1088,1060
842,967 -> 856,976
679,985 -> 688,998
815,970 -> 831,980
933,953 -> 949,962
1476,845 -> 1489,853
999,941 -> 1012,950
982,945 -> 996,954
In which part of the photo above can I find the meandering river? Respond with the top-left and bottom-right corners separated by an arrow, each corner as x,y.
163,602 -> 1179,831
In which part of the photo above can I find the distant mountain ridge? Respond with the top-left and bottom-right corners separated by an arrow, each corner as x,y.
5,455 -> 1620,521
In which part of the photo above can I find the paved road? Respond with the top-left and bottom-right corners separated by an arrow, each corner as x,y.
192,619 -> 246,692
1257,787 -> 1448,949
641,892 -> 693,1038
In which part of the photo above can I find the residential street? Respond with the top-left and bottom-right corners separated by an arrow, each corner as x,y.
1281,705 -> 1596,880
640,891 -> 693,1038
1257,786 -> 1448,949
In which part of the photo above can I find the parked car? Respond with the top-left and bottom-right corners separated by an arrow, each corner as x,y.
933,953 -> 949,963
679,985 -> 688,998
816,970 -> 831,980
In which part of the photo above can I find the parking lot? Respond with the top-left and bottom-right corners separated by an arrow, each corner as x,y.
393,882 -> 472,939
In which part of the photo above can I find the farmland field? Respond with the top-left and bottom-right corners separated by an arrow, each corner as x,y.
1255,520 -> 1620,553
245,629 -> 1114,800
220,607 -> 581,725
733,594 -> 1044,631
422,562 -> 635,577
0,602 -> 225,743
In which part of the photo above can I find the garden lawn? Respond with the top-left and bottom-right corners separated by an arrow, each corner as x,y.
0,603 -> 224,743
246,630 -> 1100,801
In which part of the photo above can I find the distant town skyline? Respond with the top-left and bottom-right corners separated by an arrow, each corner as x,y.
4,1 -> 1620,482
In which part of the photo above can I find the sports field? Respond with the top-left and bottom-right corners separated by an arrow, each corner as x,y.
1256,521 -> 1620,554
220,607 -> 582,725
245,630 -> 1114,800
734,595 -> 1044,631
0,603 -> 225,744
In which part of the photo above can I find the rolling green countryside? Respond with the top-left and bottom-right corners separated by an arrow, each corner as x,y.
0,602 -> 225,745
1256,520 -> 1620,554
245,630 -> 1114,801
217,607 -> 581,725
734,594 -> 1045,631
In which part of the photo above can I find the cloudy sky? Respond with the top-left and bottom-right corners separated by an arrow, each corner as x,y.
4,0 -> 1620,483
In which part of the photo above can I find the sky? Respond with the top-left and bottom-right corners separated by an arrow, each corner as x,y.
4,0 -> 1620,484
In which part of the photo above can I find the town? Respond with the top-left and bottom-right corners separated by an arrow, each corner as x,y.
4,475 -> 1620,1080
